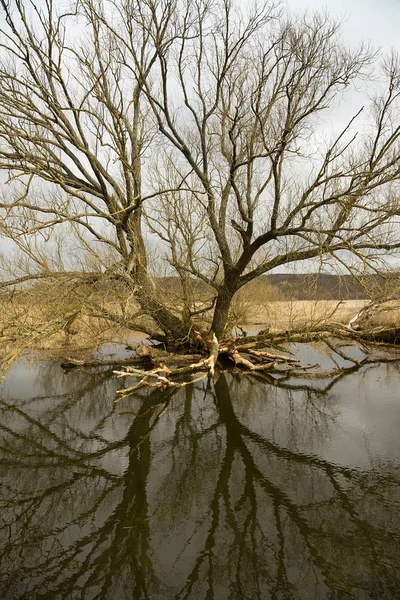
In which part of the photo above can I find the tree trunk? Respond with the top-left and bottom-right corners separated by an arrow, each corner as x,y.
137,283 -> 193,343
211,287 -> 235,339
126,211 -> 194,345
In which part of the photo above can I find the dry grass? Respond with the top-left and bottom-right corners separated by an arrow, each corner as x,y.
1,286 -> 399,366
244,299 -> 368,330
360,300 -> 400,328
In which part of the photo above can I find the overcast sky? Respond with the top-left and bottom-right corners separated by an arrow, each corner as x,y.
269,0 -> 400,273
1,0 -> 399,271
286,0 -> 400,50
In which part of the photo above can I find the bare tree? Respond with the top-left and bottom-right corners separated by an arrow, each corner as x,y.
0,0 -> 189,344
1,0 -> 400,353
143,2 -> 400,337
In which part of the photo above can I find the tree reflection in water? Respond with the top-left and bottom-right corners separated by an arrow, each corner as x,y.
0,360 -> 399,599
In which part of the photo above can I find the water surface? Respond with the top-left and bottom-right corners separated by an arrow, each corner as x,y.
1,354 -> 400,599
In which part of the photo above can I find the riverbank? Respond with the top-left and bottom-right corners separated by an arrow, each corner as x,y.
3,297 -> 400,374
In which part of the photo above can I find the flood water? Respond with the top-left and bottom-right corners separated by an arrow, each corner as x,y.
1,349 -> 400,599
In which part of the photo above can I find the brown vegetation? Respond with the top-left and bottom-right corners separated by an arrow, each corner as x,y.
2,274 -> 400,378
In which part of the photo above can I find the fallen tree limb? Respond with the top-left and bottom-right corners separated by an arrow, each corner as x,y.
244,348 -> 298,363
323,339 -> 363,367
61,356 -> 151,369
114,366 -> 209,396
115,361 -> 213,397
61,352 -> 203,370
239,322 -> 400,347
58,312 -> 400,393
358,326 -> 400,344
115,333 -> 296,394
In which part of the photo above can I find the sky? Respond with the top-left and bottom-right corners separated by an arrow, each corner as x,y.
1,0 -> 400,271
286,0 -> 400,51
280,0 -> 400,273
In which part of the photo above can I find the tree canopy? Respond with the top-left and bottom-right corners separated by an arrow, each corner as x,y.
0,0 -> 400,348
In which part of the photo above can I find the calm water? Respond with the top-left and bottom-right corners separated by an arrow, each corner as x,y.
1,349 -> 400,599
